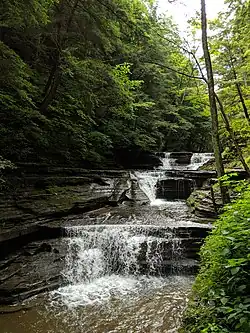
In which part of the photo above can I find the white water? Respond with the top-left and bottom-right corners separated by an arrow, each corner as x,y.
53,275 -> 168,308
133,170 -> 166,204
188,152 -> 214,170
52,225 -> 183,308
134,152 -> 214,204
46,152 -> 213,330
159,152 -> 172,169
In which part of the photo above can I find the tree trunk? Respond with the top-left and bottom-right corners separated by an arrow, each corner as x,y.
39,0 -> 80,113
215,94 -> 250,176
40,61 -> 60,113
227,46 -> 250,123
201,0 -> 230,204
235,81 -> 250,123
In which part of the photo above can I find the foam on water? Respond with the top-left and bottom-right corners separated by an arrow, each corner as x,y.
150,198 -> 168,206
52,275 -> 167,308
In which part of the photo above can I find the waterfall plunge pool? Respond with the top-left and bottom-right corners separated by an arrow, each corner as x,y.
0,275 -> 193,333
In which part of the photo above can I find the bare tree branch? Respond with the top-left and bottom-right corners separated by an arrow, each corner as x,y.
144,61 -> 204,80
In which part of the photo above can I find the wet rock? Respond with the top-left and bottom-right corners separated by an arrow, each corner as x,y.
156,178 -> 193,200
34,243 -> 52,254
0,239 -> 67,305
169,152 -> 193,165
164,170 -> 217,188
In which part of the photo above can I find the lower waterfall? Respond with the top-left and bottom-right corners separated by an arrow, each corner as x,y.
52,225 -> 185,308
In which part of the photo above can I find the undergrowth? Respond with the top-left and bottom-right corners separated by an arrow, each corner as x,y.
180,181 -> 250,333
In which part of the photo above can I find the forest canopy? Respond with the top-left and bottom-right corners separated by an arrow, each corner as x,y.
0,0 -> 211,167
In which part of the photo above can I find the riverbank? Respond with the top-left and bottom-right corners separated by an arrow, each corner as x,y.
181,184 -> 250,333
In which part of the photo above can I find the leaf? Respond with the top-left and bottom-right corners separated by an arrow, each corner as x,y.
221,248 -> 230,256
226,236 -> 236,242
221,297 -> 228,305
231,267 -> 240,275
238,285 -> 246,292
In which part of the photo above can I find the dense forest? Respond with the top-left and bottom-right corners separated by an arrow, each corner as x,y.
0,0 -> 250,332
0,0 -> 212,167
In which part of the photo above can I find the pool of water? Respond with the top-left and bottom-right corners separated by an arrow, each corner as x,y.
0,275 -> 193,333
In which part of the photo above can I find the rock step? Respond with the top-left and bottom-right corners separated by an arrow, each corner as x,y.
138,259 -> 199,275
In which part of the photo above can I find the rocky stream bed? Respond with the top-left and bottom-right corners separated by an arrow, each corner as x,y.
0,152 -> 244,333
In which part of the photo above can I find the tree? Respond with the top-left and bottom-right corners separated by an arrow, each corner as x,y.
0,0 -> 211,166
208,5 -> 250,171
200,0 -> 229,204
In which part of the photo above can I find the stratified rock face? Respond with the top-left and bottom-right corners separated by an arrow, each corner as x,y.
0,167 -> 149,259
187,189 -> 221,219
0,239 -> 67,305
156,178 -> 193,200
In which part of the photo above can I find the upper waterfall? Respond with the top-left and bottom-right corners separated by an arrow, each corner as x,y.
133,152 -> 214,205
188,153 -> 214,170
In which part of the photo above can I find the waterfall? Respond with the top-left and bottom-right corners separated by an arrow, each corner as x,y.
53,225 -> 184,307
188,153 -> 214,170
159,152 -> 172,170
133,153 -> 173,205
159,152 -> 214,171
63,225 -> 182,284
51,152 -> 212,311
134,152 -> 214,204
133,170 -> 166,204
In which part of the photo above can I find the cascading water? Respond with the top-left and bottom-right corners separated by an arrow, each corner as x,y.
188,152 -> 214,170
54,225 -> 184,308
134,152 -> 214,205
133,170 -> 166,204
158,152 -> 173,170
0,153 -> 212,333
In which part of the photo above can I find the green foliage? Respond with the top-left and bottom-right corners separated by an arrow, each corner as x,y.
209,1 -> 250,167
181,184 -> 250,333
0,0 -> 56,27
0,0 -> 211,166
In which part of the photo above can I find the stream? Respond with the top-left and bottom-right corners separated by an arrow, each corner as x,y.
0,153 -> 213,333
